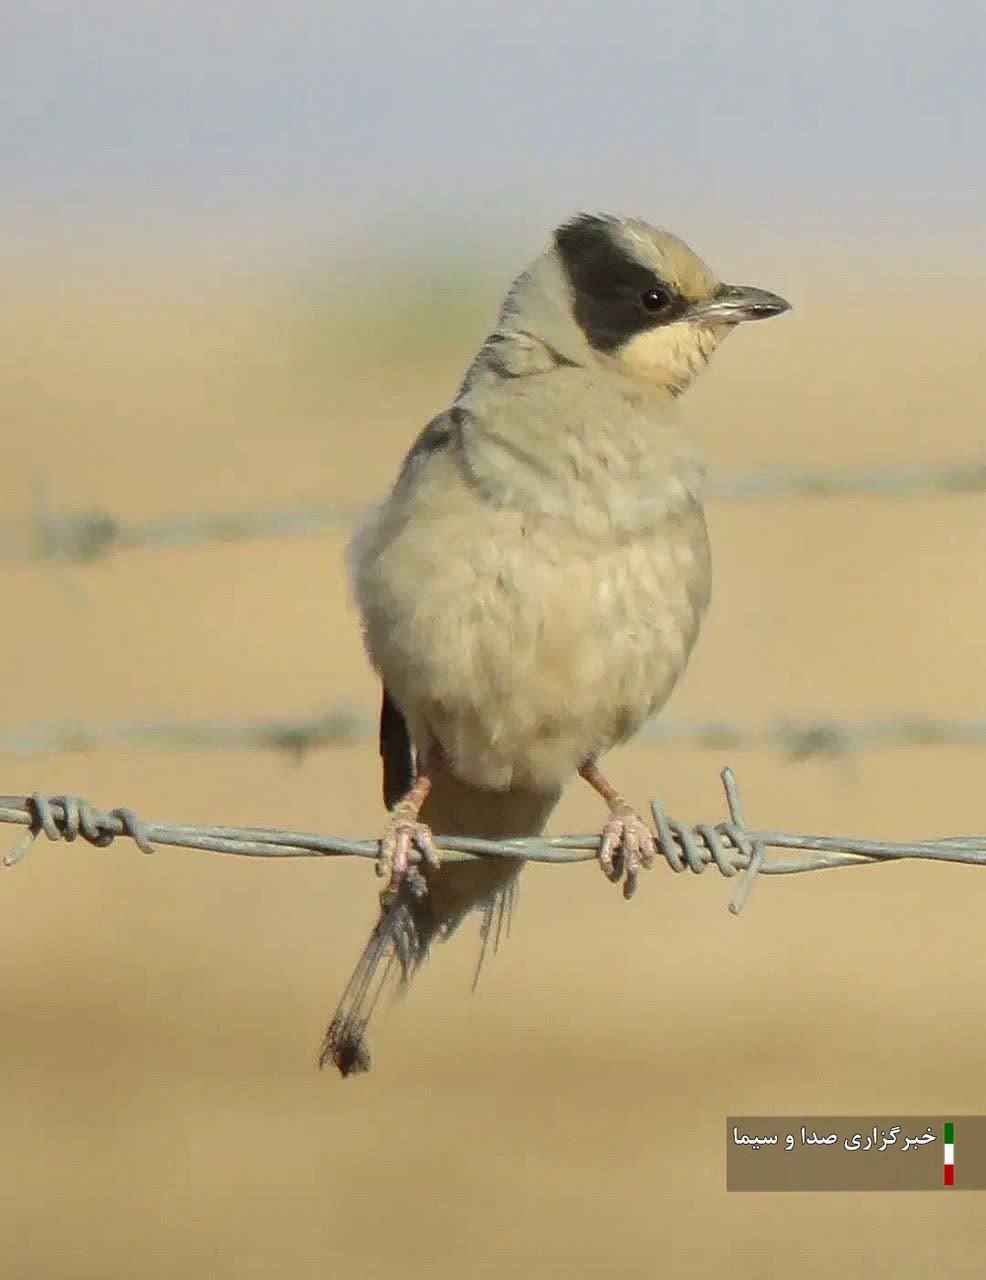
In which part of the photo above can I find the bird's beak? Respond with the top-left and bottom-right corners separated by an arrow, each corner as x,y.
689,283 -> 791,324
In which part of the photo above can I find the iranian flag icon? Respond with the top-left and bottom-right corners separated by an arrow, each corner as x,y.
944,1123 -> 955,1186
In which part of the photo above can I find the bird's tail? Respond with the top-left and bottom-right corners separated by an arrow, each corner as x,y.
318,878 -> 432,1076
320,775 -> 559,1076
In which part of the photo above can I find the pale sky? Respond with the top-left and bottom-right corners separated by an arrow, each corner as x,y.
3,1 -> 984,255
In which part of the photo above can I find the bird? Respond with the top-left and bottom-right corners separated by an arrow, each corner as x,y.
321,213 -> 789,1075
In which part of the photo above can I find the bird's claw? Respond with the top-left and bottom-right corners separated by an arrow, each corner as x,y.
376,812 -> 441,903
596,804 -> 656,900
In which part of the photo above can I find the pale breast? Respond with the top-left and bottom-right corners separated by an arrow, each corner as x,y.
353,460 -> 710,792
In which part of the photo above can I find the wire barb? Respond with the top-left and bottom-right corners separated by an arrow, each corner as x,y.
721,767 -> 766,914
3,793 -> 154,867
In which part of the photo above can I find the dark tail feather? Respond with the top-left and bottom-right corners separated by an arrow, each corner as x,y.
319,883 -> 438,1076
319,861 -> 522,1077
322,775 -> 559,1077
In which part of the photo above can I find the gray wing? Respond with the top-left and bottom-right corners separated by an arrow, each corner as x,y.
378,411 -> 463,809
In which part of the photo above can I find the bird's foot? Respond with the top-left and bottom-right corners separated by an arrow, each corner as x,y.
596,803 -> 657,900
376,808 -> 441,903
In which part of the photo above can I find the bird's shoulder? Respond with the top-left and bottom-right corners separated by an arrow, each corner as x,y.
397,408 -> 464,482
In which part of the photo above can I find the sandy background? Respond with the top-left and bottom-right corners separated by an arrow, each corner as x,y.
1,240 -> 985,1277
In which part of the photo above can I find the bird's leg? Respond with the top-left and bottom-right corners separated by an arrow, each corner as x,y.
578,758 -> 657,900
377,748 -> 442,904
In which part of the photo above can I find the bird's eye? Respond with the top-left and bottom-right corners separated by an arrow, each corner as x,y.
640,286 -> 672,312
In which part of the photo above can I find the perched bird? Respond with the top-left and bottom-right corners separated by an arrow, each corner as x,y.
322,213 -> 789,1075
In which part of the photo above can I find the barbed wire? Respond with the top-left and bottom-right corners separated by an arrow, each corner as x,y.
1,709 -> 984,760
3,768 -> 985,916
707,458 -> 986,500
0,708 -> 374,758
0,497 -> 366,566
2,457 -> 984,566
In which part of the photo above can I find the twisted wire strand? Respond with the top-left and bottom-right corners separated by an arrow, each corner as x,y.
4,768 -> 985,914
4,792 -> 154,865
2,457 -> 985,566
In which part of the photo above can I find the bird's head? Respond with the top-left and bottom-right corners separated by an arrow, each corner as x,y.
545,213 -> 790,396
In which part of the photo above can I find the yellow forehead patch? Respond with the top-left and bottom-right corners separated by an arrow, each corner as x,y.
617,220 -> 719,304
